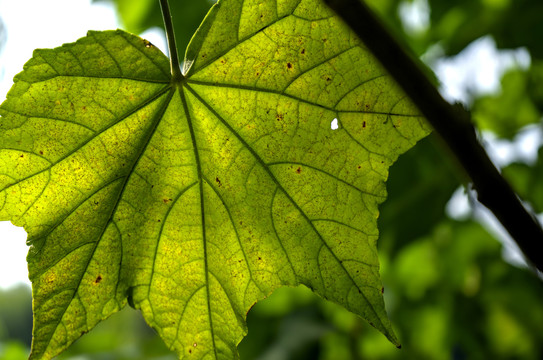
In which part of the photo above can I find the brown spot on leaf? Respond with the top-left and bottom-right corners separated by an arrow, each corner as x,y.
215,177 -> 222,187
287,62 -> 293,69
301,48 -> 305,54
276,113 -> 284,121
362,121 -> 366,128
94,275 -> 102,284
381,287 -> 385,294
39,150 -> 44,155
163,198 -> 173,203
296,167 -> 302,174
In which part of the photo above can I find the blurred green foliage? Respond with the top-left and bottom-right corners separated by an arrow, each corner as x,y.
2,0 -> 543,359
472,69 -> 541,139
502,146 -> 543,214
470,58 -> 543,140
427,0 -> 543,58
0,286 -> 32,347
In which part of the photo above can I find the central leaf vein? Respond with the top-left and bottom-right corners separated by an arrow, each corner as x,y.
178,88 -> 219,359
184,83 -> 385,329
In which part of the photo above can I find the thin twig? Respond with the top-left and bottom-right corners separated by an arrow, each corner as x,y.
324,0 -> 543,272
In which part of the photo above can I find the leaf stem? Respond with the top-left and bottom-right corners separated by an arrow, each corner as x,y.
159,0 -> 183,82
324,0 -> 543,272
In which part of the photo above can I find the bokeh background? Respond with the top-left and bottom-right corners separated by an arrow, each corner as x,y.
1,0 -> 543,359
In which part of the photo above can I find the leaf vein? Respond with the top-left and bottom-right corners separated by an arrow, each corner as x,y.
185,83 -> 387,331
0,85 -> 171,194
147,181 -> 199,310
38,88 -> 174,354
178,88 -> 219,359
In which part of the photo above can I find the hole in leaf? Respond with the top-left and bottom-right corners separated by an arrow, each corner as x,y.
331,118 -> 338,130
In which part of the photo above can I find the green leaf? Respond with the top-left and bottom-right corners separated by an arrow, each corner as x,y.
427,0 -> 543,58
502,146 -> 543,214
472,69 -> 541,139
0,0 -> 429,358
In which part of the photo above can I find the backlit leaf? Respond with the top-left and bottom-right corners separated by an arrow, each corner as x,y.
0,0 -> 429,358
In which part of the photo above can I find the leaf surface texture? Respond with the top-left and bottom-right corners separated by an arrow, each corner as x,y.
0,0 -> 429,358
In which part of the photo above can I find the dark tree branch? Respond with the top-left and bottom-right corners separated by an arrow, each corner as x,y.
324,0 -> 543,272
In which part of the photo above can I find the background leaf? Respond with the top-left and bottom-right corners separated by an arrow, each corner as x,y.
472,69 -> 541,139
502,146 -> 543,213
427,0 -> 543,58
